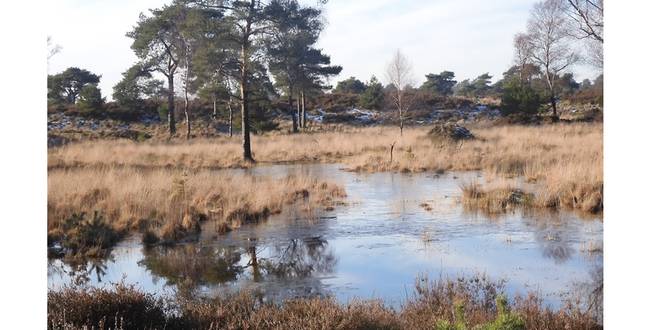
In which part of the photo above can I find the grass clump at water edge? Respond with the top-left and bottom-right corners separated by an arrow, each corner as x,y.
48,167 -> 347,255
460,182 -> 535,215
460,180 -> 602,215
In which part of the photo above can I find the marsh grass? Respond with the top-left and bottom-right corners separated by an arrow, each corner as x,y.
48,167 -> 346,254
460,182 -> 535,215
461,178 -> 602,215
49,124 -> 602,214
48,275 -> 601,330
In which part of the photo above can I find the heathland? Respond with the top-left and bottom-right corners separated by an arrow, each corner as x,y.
44,0 -> 607,327
49,122 -> 602,211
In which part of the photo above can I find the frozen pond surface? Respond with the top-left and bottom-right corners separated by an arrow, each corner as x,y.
48,164 -> 602,308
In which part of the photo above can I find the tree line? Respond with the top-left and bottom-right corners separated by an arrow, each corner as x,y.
47,0 -> 604,150
323,0 -> 602,129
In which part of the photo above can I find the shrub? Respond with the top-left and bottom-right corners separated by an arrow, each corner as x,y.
77,84 -> 105,114
158,103 -> 169,123
500,79 -> 541,116
433,296 -> 524,330
48,282 -> 169,329
311,92 -> 360,111
359,76 -> 385,110
478,296 -> 525,330
250,111 -> 280,133
105,99 -> 160,122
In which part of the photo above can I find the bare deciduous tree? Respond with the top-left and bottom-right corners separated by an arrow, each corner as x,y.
385,49 -> 414,136
565,0 -> 603,69
565,0 -> 603,43
513,33 -> 533,83
526,0 -> 579,118
584,38 -> 603,69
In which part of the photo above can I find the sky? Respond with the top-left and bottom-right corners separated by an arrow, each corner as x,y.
47,0 -> 599,99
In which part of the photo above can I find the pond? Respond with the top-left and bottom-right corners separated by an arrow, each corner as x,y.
48,164 -> 603,309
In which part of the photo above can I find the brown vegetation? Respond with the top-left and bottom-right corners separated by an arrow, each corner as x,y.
49,123 -> 602,216
48,167 -> 346,255
48,275 -> 601,329
461,182 -> 535,215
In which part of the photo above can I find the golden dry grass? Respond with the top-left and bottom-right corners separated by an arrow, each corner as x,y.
48,167 -> 346,247
460,182 -> 535,215
49,123 -> 602,214
48,125 -> 383,170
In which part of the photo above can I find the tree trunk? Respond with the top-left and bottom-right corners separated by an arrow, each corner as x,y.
228,101 -> 233,137
545,71 -> 558,119
289,87 -> 298,133
67,91 -> 76,104
184,87 -> 190,140
212,95 -> 217,120
398,91 -> 404,136
167,74 -> 176,136
183,53 -> 192,140
239,0 -> 255,161
301,90 -> 306,130
185,108 -> 190,139
240,45 -> 253,161
296,95 -> 301,129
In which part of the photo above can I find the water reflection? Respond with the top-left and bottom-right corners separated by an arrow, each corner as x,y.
532,220 -> 576,264
47,164 -> 602,308
48,255 -> 114,286
140,245 -> 244,286
261,237 -> 337,279
133,235 -> 337,294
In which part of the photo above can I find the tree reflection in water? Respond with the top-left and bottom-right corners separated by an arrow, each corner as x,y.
260,236 -> 337,279
140,245 -> 244,287
49,255 -> 114,286
137,235 -> 337,294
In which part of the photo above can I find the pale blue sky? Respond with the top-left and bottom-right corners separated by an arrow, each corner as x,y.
47,0 -> 597,99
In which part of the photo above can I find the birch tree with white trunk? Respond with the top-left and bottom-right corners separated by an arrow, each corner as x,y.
525,0 -> 579,118
385,49 -> 415,136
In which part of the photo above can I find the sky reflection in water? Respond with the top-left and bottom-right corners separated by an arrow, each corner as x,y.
48,164 -> 603,308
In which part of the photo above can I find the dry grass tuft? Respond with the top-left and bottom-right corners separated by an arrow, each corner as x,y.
461,182 -> 535,215
48,167 -> 346,252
